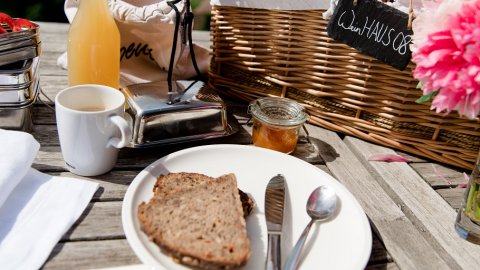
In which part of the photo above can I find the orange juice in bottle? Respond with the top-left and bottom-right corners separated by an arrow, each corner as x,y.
67,0 -> 120,89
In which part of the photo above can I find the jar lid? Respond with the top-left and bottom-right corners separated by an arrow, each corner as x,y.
249,97 -> 308,126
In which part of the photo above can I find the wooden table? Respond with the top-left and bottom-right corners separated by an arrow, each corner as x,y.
31,22 -> 480,269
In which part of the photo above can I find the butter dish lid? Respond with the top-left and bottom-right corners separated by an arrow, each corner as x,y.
122,80 -> 224,116
121,80 -> 238,148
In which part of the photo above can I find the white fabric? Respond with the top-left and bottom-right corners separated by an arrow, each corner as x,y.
59,0 -> 210,86
210,0 -> 330,10
211,0 -> 424,11
64,0 -> 80,23
385,0 -> 424,14
322,0 -> 338,20
0,129 -> 98,270
0,130 -> 39,209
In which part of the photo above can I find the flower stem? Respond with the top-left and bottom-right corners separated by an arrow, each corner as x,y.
466,182 -> 480,224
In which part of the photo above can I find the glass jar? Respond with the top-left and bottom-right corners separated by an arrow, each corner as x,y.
249,97 -> 308,154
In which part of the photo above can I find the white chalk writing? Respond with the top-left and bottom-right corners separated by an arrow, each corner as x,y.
336,10 -> 411,56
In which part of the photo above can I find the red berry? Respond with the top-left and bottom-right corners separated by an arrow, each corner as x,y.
12,18 -> 36,31
0,12 -> 14,31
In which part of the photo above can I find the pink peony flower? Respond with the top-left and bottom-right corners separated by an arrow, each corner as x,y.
412,0 -> 480,119
368,153 -> 412,162
411,0 -> 464,52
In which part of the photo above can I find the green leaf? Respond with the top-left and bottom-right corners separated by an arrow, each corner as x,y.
415,90 -> 438,104
416,81 -> 423,89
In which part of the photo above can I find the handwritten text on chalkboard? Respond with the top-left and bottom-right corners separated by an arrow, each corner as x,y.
327,0 -> 412,70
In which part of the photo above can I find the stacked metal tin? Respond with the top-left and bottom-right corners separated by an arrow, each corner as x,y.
0,22 -> 40,131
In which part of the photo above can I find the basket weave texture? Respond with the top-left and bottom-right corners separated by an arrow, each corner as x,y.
208,5 -> 480,170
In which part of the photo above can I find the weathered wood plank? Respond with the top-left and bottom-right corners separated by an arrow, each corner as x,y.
38,33 -> 67,62
345,136 -> 480,270
32,105 -> 56,125
39,58 -> 68,77
369,231 -> 393,264
39,37 -> 67,52
38,22 -> 69,34
365,263 -> 400,270
43,239 -> 140,270
33,145 -> 168,172
34,146 -> 65,171
39,75 -> 68,101
32,132 -> 254,173
50,171 -> 138,201
307,126 -> 451,269
63,202 -> 124,241
410,162 -> 468,188
437,187 -> 467,211
44,237 -> 393,270
32,124 -> 60,145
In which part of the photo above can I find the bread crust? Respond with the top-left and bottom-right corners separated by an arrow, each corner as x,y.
138,172 -> 251,269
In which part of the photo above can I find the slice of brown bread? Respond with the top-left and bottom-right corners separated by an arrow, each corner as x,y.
138,172 -> 251,269
151,172 -> 254,217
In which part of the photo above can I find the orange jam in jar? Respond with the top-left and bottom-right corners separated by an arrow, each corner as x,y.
249,97 -> 307,154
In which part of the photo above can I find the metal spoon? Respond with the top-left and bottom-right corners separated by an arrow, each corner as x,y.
284,185 -> 338,270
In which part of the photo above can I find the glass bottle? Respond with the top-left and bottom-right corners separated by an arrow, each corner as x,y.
67,0 -> 120,89
455,149 -> 480,244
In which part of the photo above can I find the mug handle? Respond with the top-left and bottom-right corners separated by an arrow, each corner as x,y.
108,115 -> 132,148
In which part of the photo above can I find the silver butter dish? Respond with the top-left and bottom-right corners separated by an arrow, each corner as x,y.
0,22 -> 40,48
121,80 -> 238,148
0,107 -> 32,131
0,44 -> 40,66
0,70 -> 39,108
0,23 -> 41,66
0,23 -> 40,132
0,57 -> 39,86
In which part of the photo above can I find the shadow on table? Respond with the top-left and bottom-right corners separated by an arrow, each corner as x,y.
294,136 -> 339,164
45,201 -> 98,264
115,121 -> 253,169
365,218 -> 391,269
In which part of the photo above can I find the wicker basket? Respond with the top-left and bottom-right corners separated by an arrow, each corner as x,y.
208,5 -> 480,170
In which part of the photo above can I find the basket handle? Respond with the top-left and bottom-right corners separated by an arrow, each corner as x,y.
351,0 -> 415,30
407,0 -> 414,30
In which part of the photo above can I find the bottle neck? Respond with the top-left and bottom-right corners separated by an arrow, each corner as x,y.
75,0 -> 112,22
78,0 -> 110,12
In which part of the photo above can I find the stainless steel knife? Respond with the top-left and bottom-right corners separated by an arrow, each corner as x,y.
265,174 -> 286,270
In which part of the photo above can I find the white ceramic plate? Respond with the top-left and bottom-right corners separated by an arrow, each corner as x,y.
122,144 -> 372,270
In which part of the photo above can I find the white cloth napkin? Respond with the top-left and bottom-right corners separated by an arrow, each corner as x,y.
0,129 -> 98,270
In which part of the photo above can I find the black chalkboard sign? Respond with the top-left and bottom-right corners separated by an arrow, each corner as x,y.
327,0 -> 412,70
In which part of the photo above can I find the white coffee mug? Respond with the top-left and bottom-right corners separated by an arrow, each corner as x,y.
55,84 -> 132,176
